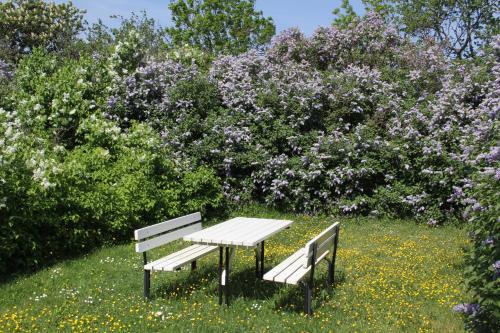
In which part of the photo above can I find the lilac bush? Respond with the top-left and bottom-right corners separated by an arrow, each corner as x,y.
89,15 -> 500,327
106,14 -> 497,227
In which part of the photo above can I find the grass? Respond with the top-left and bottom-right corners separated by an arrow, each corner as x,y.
0,206 -> 469,332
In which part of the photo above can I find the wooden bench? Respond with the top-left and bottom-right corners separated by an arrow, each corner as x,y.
263,222 -> 340,315
134,212 -> 218,298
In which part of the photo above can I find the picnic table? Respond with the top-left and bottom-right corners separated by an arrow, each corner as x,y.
183,217 -> 293,305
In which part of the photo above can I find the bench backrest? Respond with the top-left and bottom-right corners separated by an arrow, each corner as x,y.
134,212 -> 202,253
303,222 -> 340,267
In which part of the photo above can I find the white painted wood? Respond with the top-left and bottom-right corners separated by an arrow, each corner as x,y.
273,255 -> 309,284
241,220 -> 293,246
305,233 -> 336,267
262,250 -> 331,285
145,244 -> 210,270
158,245 -> 216,271
183,217 -> 293,247
134,212 -> 201,240
285,265 -> 311,285
147,244 -> 218,271
263,249 -> 304,281
136,223 -> 202,253
144,244 -> 204,270
215,218 -> 278,246
184,218 -> 240,244
207,218 -> 253,244
222,218 -> 269,245
264,222 -> 340,285
303,222 -> 339,267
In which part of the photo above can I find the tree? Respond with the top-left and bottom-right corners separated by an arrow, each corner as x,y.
166,0 -> 276,55
0,0 -> 85,61
332,0 -> 359,28
87,12 -> 169,59
394,0 -> 499,59
332,0 -> 499,59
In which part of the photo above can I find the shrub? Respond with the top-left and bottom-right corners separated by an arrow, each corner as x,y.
0,88 -> 223,277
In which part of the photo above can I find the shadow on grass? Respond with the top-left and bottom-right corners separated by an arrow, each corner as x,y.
226,267 -> 280,300
152,265 -> 218,299
272,270 -> 346,314
152,266 -> 282,301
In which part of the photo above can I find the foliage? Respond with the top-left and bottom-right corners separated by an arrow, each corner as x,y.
456,37 -> 499,331
11,48 -> 111,147
332,0 -> 359,29
0,0 -> 85,62
166,0 -> 276,55
0,51 -> 223,275
1,3 -> 499,329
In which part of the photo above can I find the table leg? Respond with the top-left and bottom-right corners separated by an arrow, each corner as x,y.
218,246 -> 223,305
260,241 -> 265,279
255,245 -> 260,277
225,247 -> 230,306
219,246 -> 234,306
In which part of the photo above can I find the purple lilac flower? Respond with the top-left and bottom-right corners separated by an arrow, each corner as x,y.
494,261 -> 500,272
472,202 -> 483,212
453,303 -> 480,316
0,59 -> 13,80
427,219 -> 438,227
107,96 -> 118,108
484,237 -> 494,245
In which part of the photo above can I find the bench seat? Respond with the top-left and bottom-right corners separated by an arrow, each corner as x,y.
263,248 -> 331,285
145,244 -> 217,272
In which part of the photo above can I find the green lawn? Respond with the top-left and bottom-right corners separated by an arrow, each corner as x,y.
0,207 -> 469,332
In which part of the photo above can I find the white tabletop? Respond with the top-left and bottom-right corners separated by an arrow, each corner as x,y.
183,217 -> 293,247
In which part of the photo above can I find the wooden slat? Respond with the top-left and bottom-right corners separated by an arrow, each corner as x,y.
305,233 -> 336,267
159,245 -> 217,271
144,244 -> 206,270
151,245 -> 217,271
183,218 -> 241,243
303,222 -> 339,267
134,212 -> 201,241
241,220 -> 293,246
273,256 -> 310,284
183,218 -> 293,247
135,223 -> 202,253
215,218 -> 283,246
285,265 -> 311,285
263,249 -> 305,281
209,218 -> 254,244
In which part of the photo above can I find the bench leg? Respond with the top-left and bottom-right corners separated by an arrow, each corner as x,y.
328,262 -> 334,285
304,281 -> 313,316
329,227 -> 339,285
144,270 -> 150,299
191,260 -> 197,271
